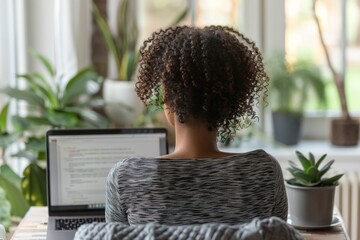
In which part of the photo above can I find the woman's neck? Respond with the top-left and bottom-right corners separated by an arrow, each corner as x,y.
167,117 -> 228,159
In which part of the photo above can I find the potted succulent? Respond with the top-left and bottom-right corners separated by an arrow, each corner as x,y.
312,0 -> 359,146
0,51 -> 108,206
286,151 -> 344,227
92,0 -> 141,126
267,55 -> 327,145
92,0 -> 188,126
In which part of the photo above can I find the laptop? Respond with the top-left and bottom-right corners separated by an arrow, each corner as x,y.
46,128 -> 168,240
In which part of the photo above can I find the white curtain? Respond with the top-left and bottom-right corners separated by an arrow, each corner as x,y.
54,0 -> 91,86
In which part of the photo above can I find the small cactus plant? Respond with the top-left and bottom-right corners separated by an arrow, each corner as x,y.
286,151 -> 344,187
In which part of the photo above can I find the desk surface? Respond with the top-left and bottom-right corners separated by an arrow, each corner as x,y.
11,207 -> 349,240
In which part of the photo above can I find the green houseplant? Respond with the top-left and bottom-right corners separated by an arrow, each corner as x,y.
92,0 -> 189,126
0,103 -> 29,217
0,102 -> 29,224
286,151 -> 343,227
0,51 -> 108,206
267,55 -> 327,145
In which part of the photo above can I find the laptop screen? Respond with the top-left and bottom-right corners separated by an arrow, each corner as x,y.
46,128 -> 168,214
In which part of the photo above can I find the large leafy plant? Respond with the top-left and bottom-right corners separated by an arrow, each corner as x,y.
287,151 -> 344,187
0,51 -> 108,206
0,102 -> 29,219
92,0 -> 189,80
267,55 -> 327,115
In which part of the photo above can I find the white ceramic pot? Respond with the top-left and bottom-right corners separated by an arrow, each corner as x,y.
285,183 -> 337,227
103,79 -> 143,126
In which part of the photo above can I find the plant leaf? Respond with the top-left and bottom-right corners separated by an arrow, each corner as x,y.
11,116 -> 30,132
64,106 -> 108,128
315,153 -> 327,169
26,137 -> 46,153
92,2 -> 121,76
0,87 -> 45,108
46,110 -> 79,128
291,170 -> 313,182
321,173 -> 344,186
0,133 -> 20,148
295,151 -> 311,170
0,102 -> 9,132
23,116 -> 52,127
62,68 -> 101,105
28,48 -> 55,77
0,174 -> 29,217
317,159 -> 335,179
21,162 -> 47,206
0,164 -> 21,190
17,74 -> 59,108
288,160 -> 302,171
11,150 -> 38,162
33,72 -> 57,94
309,152 -> 315,165
305,166 -> 318,182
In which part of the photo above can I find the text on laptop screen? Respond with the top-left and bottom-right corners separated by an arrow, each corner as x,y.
48,133 -> 167,209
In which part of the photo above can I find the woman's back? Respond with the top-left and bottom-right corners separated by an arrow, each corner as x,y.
106,150 -> 287,225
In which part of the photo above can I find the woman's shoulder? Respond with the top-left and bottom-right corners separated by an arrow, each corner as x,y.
111,156 -> 157,169
225,149 -> 276,162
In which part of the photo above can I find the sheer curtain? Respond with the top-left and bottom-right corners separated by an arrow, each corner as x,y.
0,0 -> 92,174
54,0 -> 91,85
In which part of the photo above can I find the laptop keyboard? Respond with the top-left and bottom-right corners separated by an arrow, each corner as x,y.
55,217 -> 105,230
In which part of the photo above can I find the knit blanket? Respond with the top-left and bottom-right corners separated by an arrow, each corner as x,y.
74,217 -> 303,240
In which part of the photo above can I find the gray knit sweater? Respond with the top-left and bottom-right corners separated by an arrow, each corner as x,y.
105,150 -> 287,225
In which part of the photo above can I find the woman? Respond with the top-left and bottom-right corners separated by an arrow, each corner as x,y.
106,26 -> 287,225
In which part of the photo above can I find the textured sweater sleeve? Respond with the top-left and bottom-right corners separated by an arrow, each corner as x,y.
270,155 -> 288,220
105,160 -> 128,224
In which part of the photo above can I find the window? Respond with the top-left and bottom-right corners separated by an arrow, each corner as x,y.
285,0 -> 360,113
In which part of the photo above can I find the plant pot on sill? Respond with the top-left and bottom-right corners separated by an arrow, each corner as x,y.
331,118 -> 359,146
103,79 -> 143,127
285,183 -> 337,227
272,112 -> 302,145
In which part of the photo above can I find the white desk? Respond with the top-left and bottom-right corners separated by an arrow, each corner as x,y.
11,207 -> 349,240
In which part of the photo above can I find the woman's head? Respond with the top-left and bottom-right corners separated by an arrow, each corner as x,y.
136,26 -> 268,141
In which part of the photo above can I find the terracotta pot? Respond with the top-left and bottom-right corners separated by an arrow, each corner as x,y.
330,118 -> 359,146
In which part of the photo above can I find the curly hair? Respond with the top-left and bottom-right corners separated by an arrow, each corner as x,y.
136,26 -> 269,142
